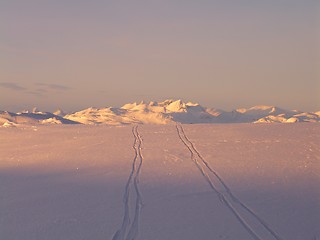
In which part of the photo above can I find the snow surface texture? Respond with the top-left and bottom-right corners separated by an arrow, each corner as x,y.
0,123 -> 319,240
1,100 -> 320,127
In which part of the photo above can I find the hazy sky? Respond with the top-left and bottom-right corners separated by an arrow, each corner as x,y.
1,0 -> 319,112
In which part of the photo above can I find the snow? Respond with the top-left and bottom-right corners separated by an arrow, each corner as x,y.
40,117 -> 64,124
286,117 -> 299,123
1,100 -> 319,126
0,123 -> 319,240
165,99 -> 187,113
62,100 -> 320,124
254,115 -> 288,124
53,109 -> 67,117
0,110 -> 77,126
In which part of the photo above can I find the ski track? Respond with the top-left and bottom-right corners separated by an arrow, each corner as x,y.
175,123 -> 285,240
112,125 -> 144,240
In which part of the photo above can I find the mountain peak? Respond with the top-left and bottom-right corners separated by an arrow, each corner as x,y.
1,100 -> 319,126
165,100 -> 187,113
54,109 -> 66,117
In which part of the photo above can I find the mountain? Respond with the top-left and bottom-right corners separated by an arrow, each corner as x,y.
53,109 -> 67,117
64,100 -> 319,125
0,110 -> 78,127
64,100 -> 220,125
1,100 -> 319,127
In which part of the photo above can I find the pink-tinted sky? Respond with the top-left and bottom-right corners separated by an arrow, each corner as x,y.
1,1 -> 319,112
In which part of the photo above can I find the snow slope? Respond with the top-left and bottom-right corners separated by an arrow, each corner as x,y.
0,123 -> 319,240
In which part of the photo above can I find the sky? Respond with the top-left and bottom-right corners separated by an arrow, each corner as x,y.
1,0 -> 319,112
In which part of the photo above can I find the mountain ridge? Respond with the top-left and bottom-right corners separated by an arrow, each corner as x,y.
1,100 -> 319,126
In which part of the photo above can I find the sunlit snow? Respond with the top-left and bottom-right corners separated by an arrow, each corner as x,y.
0,123 -> 319,240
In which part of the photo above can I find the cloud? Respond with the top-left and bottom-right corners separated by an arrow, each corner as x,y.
0,82 -> 26,91
26,88 -> 49,97
26,91 -> 45,97
35,83 -> 72,91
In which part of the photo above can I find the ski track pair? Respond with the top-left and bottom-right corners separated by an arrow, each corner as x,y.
112,124 -> 284,240
112,125 -> 143,240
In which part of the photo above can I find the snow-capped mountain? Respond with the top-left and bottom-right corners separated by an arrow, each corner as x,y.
0,110 -> 78,127
64,100 -> 219,125
64,100 -> 320,125
1,100 -> 319,126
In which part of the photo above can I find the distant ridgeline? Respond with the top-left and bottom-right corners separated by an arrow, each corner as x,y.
1,100 -> 319,126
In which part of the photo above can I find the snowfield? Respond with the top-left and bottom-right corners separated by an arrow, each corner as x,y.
0,123 -> 319,240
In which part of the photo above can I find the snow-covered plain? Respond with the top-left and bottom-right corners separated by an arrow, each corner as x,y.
0,123 -> 319,240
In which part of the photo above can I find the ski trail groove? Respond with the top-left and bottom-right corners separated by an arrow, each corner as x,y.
176,123 -> 263,240
112,125 -> 144,240
178,125 -> 284,240
126,125 -> 144,240
176,123 -> 284,240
